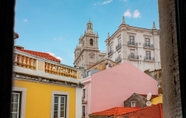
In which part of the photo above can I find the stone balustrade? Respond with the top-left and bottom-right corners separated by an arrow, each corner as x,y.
45,62 -> 77,79
14,53 -> 36,70
14,53 -> 80,79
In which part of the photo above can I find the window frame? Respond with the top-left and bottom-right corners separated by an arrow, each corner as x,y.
11,92 -> 21,118
175,0 -> 186,116
146,51 -> 151,59
131,101 -> 136,107
11,87 -> 26,118
145,38 -> 150,47
130,49 -> 135,58
53,95 -> 67,118
129,36 -> 135,44
51,91 -> 69,118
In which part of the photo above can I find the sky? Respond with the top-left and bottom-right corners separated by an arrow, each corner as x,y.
14,0 -> 159,67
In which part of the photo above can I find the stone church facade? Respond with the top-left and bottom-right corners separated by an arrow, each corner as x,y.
73,20 -> 106,69
74,17 -> 161,71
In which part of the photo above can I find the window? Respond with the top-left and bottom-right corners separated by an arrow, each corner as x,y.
11,92 -> 21,118
131,101 -> 136,107
146,51 -> 151,59
53,95 -> 67,118
82,106 -> 85,117
110,44 -> 113,52
87,71 -> 91,77
145,38 -> 150,47
83,89 -> 86,99
129,36 -> 135,45
90,39 -> 93,46
130,49 -> 135,58
118,38 -> 121,45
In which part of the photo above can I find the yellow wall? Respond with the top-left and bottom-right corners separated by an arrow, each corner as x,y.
13,79 -> 76,118
151,95 -> 163,105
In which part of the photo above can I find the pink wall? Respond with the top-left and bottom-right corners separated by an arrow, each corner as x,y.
89,62 -> 158,113
82,77 -> 91,118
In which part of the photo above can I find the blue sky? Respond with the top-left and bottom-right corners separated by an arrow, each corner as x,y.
14,0 -> 159,66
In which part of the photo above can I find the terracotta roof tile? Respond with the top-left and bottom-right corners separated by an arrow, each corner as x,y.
123,103 -> 163,118
90,107 -> 140,116
16,48 -> 60,63
90,104 -> 163,118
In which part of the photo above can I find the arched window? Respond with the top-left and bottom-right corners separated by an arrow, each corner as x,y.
90,39 -> 93,46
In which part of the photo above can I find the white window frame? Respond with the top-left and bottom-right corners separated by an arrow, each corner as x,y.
129,36 -> 135,44
12,87 -> 27,118
11,92 -> 20,118
130,49 -> 135,58
51,91 -> 69,118
145,38 -> 150,46
146,51 -> 151,59
131,101 -> 136,107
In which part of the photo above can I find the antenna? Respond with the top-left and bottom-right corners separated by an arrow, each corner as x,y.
146,92 -> 152,106
146,101 -> 152,106
146,92 -> 152,101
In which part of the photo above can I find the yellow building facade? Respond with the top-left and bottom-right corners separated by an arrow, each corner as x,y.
151,95 -> 163,105
12,46 -> 83,118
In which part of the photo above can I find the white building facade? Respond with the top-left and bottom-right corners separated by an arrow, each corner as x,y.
105,17 -> 161,71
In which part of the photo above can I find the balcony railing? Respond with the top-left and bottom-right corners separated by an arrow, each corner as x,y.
143,43 -> 154,49
45,62 -> 77,78
128,54 -> 139,60
144,56 -> 155,61
108,50 -> 114,56
116,43 -> 121,50
115,56 -> 122,63
14,53 -> 36,70
14,52 -> 80,79
127,41 -> 138,47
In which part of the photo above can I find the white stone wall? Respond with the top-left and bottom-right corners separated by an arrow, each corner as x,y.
106,23 -> 161,71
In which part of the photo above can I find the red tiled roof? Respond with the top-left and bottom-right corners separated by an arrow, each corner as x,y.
90,104 -> 163,118
90,107 -> 140,116
16,47 -> 60,63
123,103 -> 163,118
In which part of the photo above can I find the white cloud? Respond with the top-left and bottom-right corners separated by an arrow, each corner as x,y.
53,36 -> 63,41
48,52 -> 64,62
56,57 -> 63,62
48,52 -> 55,56
94,0 -> 113,6
133,10 -> 141,18
24,19 -> 28,22
124,9 -> 132,18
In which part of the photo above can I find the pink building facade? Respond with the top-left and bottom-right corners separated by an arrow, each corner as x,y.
81,62 -> 158,118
